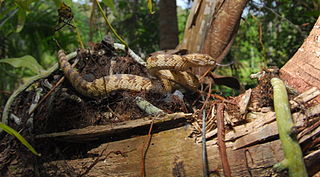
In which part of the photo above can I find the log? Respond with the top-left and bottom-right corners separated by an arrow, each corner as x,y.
43,126 -> 284,177
39,87 -> 320,176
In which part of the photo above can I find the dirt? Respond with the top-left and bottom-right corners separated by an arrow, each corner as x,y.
0,41 -> 277,176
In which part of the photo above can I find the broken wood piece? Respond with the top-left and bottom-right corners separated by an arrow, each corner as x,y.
35,112 -> 191,142
238,88 -> 252,114
113,43 -> 146,66
294,87 -> 320,103
135,96 -> 166,116
293,104 -> 320,129
290,87 -> 320,108
233,121 -> 278,150
298,119 -> 320,144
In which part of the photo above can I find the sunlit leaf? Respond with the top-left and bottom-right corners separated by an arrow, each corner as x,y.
147,0 -> 155,14
63,0 -> 73,9
0,55 -> 44,74
0,123 -> 41,156
16,9 -> 26,32
102,0 -> 115,11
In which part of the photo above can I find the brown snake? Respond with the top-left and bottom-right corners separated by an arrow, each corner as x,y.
58,50 -> 216,98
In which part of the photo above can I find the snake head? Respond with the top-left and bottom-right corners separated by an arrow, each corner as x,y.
186,54 -> 216,66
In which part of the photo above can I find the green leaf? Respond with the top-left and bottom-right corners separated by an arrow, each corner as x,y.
305,10 -> 320,17
15,0 -> 34,11
63,0 -> 73,9
147,0 -> 155,14
16,9 -> 26,32
102,0 -> 115,11
0,55 -> 44,74
0,123 -> 41,156
52,0 -> 62,7
0,7 -> 19,29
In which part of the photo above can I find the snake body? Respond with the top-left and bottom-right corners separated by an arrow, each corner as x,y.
58,50 -> 216,98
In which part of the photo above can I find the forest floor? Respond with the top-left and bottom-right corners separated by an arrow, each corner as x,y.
0,42 -> 311,176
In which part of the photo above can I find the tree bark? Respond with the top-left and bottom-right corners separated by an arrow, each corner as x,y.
159,0 -> 179,50
178,0 -> 248,62
280,16 -> 320,102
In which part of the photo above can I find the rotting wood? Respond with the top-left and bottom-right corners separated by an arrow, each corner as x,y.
35,112 -> 191,142
36,78 -> 320,176
41,112 -> 320,176
290,87 -> 320,109
42,126 -> 284,177
238,88 -> 252,115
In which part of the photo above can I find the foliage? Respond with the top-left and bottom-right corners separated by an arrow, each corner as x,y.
0,123 -> 41,156
96,0 -> 128,47
177,6 -> 189,42
220,0 -> 319,90
0,0 -> 79,105
110,0 -> 160,54
0,0 -> 319,100
0,55 -> 44,74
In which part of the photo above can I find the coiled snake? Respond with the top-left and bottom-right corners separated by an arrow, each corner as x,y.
58,50 -> 216,98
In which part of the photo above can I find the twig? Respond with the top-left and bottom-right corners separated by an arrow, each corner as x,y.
135,96 -> 166,116
26,87 -> 43,130
106,105 -> 122,120
140,118 -> 154,177
202,109 -> 209,177
200,81 -> 212,111
113,43 -> 146,66
251,1 -> 305,37
216,103 -> 232,177
198,67 -> 213,82
95,0 -> 128,47
1,52 -> 77,134
198,90 -> 229,102
28,59 -> 79,116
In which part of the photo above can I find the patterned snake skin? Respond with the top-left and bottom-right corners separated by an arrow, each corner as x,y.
58,50 -> 216,98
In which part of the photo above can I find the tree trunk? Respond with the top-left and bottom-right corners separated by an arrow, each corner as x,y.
280,17 -> 320,102
159,0 -> 179,50
178,0 -> 248,62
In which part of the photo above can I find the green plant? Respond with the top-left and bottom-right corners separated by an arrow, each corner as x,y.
0,123 -> 40,156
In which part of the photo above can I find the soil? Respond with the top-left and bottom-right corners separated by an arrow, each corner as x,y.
0,42 -> 283,177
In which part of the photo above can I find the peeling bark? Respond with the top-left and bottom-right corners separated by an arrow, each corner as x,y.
178,0 -> 248,63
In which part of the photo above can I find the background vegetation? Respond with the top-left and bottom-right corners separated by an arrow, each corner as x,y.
0,0 -> 319,105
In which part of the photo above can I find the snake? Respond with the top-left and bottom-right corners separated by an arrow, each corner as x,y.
58,50 -> 216,98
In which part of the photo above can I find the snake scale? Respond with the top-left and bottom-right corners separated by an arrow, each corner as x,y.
58,50 -> 216,98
